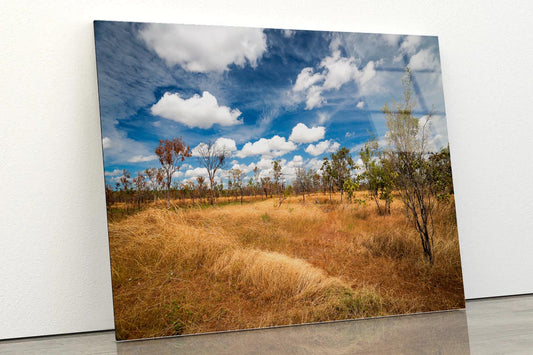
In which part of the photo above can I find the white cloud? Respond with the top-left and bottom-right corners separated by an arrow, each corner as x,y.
356,101 -> 365,109
128,154 -> 158,163
191,137 -> 237,157
213,137 -> 237,152
151,91 -> 242,129
256,157 -> 274,170
184,167 -> 209,178
231,162 -> 257,174
236,135 -> 297,158
400,36 -> 422,55
293,68 -> 324,92
305,140 -> 340,156
320,50 -> 359,90
291,43 -> 376,110
408,49 -> 439,71
305,86 -> 326,109
305,157 -> 323,170
102,137 -> 112,149
283,29 -> 295,38
139,24 -> 267,72
289,123 -> 325,143
317,112 -> 331,124
104,168 -> 122,177
382,34 -> 401,47
281,155 -> 305,181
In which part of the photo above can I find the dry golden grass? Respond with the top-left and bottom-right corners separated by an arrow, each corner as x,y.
108,192 -> 464,340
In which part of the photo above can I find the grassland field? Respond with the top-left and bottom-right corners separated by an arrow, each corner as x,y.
107,191 -> 464,340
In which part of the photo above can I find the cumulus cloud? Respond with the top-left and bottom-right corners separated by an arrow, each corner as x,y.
230,162 -> 257,174
256,157 -> 275,171
289,123 -> 325,143
102,137 -> 112,149
184,167 -> 209,178
400,36 -> 422,55
292,41 -> 376,110
305,140 -> 340,156
151,91 -> 242,129
382,34 -> 402,47
281,155 -> 305,181
191,137 -> 237,157
293,68 -> 324,92
236,135 -> 297,158
104,168 -> 122,177
128,154 -> 158,163
139,24 -> 267,72
408,48 -> 439,71
304,86 -> 326,110
305,157 -> 324,170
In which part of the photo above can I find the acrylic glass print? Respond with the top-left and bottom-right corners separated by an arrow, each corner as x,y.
94,20 -> 465,341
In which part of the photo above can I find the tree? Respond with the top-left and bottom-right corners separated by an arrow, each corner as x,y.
295,167 -> 313,203
320,158 -> 334,201
261,177 -> 272,199
343,178 -> 359,203
119,169 -> 131,192
321,147 -> 355,203
229,168 -> 245,204
252,166 -> 261,199
383,67 -> 436,264
272,160 -> 285,206
144,167 -> 164,202
196,141 -> 229,205
331,147 -> 355,203
155,138 -> 191,204
196,176 -> 207,203
360,138 -> 394,215
428,145 -> 453,200
133,171 -> 147,208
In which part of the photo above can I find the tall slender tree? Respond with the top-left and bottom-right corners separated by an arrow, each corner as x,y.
196,141 -> 229,205
383,67 -> 436,264
155,138 -> 191,204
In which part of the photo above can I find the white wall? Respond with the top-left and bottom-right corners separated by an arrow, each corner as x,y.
1,0 -> 532,340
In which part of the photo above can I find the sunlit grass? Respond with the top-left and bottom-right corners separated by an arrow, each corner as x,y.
108,192 -> 464,340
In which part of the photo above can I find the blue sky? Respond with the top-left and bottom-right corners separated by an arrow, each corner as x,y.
94,21 -> 448,186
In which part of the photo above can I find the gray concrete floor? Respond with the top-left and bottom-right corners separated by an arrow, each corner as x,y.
1,294 -> 532,354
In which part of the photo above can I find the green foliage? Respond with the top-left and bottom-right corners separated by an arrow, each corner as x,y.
321,147 -> 356,202
343,178 -> 359,203
360,138 -> 394,215
428,145 -> 454,200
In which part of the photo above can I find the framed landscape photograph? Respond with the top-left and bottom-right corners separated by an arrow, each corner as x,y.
94,20 -> 465,341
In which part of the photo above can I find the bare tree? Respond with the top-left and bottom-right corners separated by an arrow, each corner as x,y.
196,141 -> 228,205
155,138 -> 191,205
